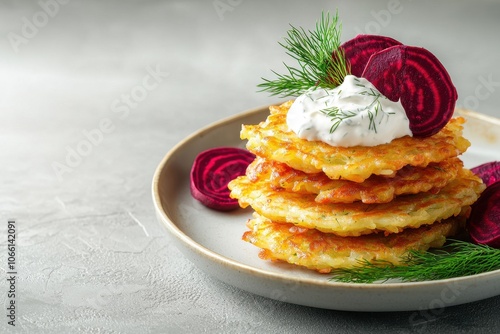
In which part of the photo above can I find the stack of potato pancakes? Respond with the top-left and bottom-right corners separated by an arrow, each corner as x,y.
228,101 -> 485,273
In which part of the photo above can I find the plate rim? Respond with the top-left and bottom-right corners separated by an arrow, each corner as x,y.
152,105 -> 500,300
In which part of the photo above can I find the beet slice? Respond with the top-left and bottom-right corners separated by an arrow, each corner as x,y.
361,45 -> 458,137
339,34 -> 402,77
467,182 -> 500,248
190,147 -> 255,211
471,161 -> 500,187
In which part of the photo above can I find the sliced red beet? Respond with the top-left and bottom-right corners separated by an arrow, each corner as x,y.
190,147 -> 255,211
361,45 -> 458,137
471,161 -> 500,187
467,182 -> 500,248
339,34 -> 402,77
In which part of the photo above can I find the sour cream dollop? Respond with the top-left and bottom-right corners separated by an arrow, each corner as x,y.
286,75 -> 412,147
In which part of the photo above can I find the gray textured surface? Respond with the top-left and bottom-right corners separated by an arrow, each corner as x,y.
1,0 -> 500,333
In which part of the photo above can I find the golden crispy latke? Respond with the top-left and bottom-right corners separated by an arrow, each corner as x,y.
241,101 -> 470,182
229,168 -> 485,237
243,213 -> 465,273
246,156 -> 464,204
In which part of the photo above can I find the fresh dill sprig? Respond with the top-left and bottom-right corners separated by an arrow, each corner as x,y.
329,240 -> 500,284
258,11 -> 350,97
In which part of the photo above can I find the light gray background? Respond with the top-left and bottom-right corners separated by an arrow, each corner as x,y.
1,0 -> 500,333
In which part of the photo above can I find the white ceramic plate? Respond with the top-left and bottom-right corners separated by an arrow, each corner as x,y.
152,106 -> 500,312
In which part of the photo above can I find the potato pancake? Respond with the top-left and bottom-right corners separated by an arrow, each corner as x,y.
229,168 -> 485,237
243,213 -> 465,273
246,156 -> 463,204
241,101 -> 470,182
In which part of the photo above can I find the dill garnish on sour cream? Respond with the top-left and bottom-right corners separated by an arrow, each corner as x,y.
286,75 -> 413,147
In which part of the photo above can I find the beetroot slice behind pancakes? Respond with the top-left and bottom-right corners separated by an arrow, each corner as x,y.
361,45 -> 458,137
339,34 -> 402,77
190,147 -> 255,211
467,182 -> 500,248
471,161 -> 500,187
